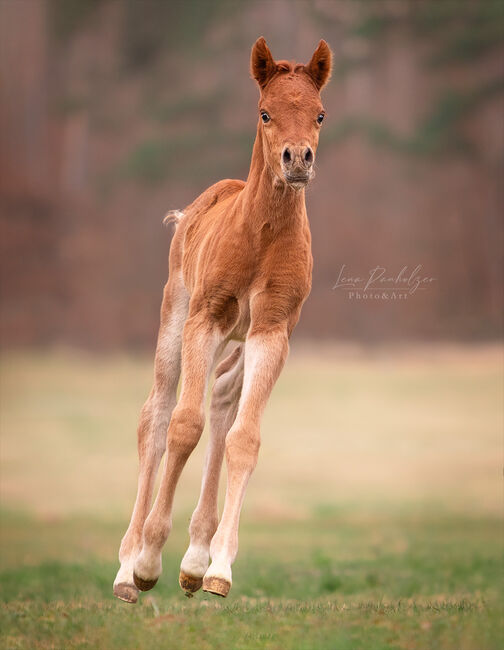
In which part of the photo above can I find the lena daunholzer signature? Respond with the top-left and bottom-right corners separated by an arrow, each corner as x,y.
332,264 -> 436,296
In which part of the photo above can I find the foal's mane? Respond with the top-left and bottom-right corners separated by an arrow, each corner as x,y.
263,60 -> 310,87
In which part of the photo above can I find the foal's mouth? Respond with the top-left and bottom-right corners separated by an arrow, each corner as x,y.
284,172 -> 312,190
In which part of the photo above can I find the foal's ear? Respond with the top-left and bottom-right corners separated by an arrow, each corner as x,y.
251,37 -> 276,89
305,40 -> 332,90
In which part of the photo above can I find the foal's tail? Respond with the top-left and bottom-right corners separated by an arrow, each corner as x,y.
163,209 -> 185,227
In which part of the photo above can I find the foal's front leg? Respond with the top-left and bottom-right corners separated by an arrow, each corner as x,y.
133,313 -> 226,591
203,325 -> 289,596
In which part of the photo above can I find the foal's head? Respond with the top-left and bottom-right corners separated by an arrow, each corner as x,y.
251,37 -> 332,190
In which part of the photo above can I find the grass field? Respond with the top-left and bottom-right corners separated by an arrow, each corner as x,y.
1,345 -> 502,649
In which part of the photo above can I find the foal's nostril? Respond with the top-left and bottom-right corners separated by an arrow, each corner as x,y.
282,147 -> 292,166
304,147 -> 314,166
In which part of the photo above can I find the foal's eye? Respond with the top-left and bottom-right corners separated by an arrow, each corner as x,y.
317,113 -> 325,125
261,111 -> 271,123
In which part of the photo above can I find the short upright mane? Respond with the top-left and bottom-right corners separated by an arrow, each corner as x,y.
262,60 -> 309,87
275,60 -> 304,73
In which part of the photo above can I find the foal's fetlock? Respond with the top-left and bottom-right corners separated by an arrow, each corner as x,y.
133,550 -> 162,592
179,544 -> 210,595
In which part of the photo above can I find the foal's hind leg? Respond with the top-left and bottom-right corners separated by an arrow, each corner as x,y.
113,274 -> 188,603
179,345 -> 244,595
132,308 -> 227,591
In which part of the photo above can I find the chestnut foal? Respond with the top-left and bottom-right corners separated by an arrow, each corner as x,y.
113,37 -> 332,604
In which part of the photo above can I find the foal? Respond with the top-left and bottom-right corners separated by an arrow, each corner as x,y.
114,37 -> 332,604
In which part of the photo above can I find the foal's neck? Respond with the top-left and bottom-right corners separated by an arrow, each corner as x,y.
242,127 -> 306,231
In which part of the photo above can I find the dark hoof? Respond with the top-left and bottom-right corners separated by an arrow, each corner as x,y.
179,570 -> 203,595
133,572 -> 158,592
202,575 -> 231,598
113,582 -> 139,604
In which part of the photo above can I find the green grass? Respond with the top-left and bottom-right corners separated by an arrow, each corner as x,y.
1,509 -> 502,649
0,346 -> 502,648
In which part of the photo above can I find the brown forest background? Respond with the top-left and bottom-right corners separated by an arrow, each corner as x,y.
1,0 -> 503,349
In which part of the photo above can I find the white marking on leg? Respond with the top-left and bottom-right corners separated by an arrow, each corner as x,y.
180,544 -> 210,577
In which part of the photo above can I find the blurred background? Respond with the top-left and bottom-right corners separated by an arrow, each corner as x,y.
1,0 -> 503,347
0,2 -> 503,647
0,0 -> 503,559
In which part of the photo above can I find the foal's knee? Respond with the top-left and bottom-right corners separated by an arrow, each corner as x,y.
167,406 -> 204,459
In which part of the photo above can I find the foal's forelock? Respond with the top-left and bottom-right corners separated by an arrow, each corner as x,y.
263,60 -> 310,85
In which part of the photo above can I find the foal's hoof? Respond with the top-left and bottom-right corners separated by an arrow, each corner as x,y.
113,582 -> 139,604
202,575 -> 231,598
133,572 -> 158,592
179,570 -> 203,595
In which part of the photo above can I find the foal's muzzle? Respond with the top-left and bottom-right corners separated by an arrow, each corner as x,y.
281,145 -> 314,189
